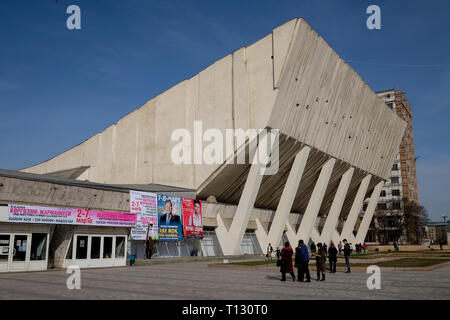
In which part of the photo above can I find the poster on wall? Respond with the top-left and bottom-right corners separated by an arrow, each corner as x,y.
7,204 -> 136,227
129,191 -> 158,240
182,198 -> 203,238
157,194 -> 182,241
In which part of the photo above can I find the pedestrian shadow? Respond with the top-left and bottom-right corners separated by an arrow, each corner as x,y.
265,275 -> 281,281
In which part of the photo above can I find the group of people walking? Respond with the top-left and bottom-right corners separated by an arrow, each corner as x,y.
354,242 -> 367,253
273,239 -> 354,282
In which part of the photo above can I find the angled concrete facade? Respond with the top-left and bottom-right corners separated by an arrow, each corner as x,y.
23,19 -> 406,255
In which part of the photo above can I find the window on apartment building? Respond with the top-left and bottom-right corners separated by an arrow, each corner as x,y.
392,189 -> 400,196
380,190 -> 386,197
365,230 -> 376,243
392,163 -> 398,170
391,177 -> 399,184
377,203 -> 387,210
387,216 -> 396,228
392,201 -> 401,210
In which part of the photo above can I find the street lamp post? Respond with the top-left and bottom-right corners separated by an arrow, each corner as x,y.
440,215 -> 448,247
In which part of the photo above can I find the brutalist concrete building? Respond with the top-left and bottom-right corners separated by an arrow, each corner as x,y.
1,19 -> 406,272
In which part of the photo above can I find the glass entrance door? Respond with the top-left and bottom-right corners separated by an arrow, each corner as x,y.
0,234 -> 11,272
66,234 -> 128,268
0,232 -> 48,273
10,234 -> 29,271
73,235 -> 89,268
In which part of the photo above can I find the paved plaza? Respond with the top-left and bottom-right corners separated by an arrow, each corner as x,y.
0,261 -> 449,300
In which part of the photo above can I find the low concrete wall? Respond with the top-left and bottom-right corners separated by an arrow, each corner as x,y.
132,254 -> 264,266
367,244 -> 450,251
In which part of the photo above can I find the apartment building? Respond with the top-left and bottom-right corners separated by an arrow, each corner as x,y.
363,89 -> 419,244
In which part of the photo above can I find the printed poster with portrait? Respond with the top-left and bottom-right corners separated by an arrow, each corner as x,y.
182,198 -> 203,238
129,191 -> 158,240
157,194 -> 182,241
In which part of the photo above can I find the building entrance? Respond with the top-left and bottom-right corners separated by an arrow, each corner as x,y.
64,234 -> 127,268
0,232 -> 49,272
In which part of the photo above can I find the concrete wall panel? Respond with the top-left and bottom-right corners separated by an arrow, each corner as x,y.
23,18 -> 405,203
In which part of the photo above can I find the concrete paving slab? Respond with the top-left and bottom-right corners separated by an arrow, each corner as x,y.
0,261 -> 449,300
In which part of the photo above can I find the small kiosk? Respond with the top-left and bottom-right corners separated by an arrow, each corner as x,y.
0,212 -> 51,273
0,204 -> 134,273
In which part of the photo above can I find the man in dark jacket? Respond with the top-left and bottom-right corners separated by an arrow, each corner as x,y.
295,239 -> 311,282
312,243 -> 326,281
310,242 -> 316,258
328,242 -> 338,273
343,239 -> 351,273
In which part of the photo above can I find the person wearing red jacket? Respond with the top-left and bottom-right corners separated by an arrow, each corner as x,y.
280,242 -> 295,282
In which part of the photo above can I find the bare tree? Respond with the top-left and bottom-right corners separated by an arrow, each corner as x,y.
403,197 -> 429,244
372,200 -> 403,244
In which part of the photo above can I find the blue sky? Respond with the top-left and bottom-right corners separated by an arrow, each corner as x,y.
0,0 -> 449,221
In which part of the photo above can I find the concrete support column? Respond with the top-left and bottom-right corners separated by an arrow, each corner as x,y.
295,158 -> 336,243
339,174 -> 371,243
331,229 -> 341,247
355,181 -> 383,244
331,224 -> 356,245
309,227 -> 321,244
320,167 -> 354,245
256,146 -> 310,252
285,222 -> 298,249
216,132 -> 277,256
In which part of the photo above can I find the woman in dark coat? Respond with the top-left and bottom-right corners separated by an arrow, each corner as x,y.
312,243 -> 327,281
280,242 -> 295,282
328,242 -> 338,273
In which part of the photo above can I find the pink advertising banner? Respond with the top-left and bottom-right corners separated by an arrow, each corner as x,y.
129,190 -> 159,240
8,204 -> 136,227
